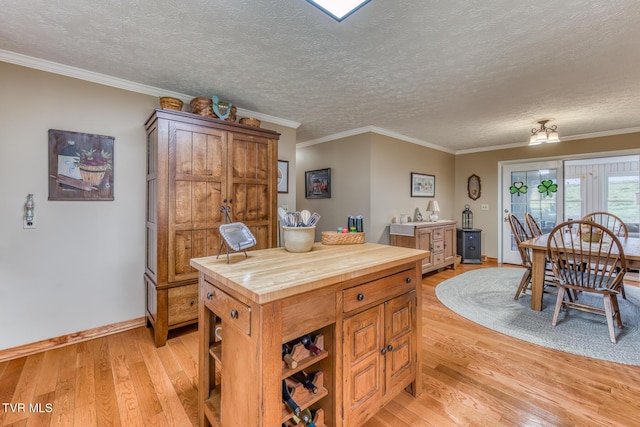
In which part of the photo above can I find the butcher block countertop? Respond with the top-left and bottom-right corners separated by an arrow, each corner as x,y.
190,242 -> 428,304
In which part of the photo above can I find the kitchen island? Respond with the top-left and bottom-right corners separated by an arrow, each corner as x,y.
190,242 -> 428,427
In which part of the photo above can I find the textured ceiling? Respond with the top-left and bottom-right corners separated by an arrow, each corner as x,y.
2,0 -> 640,151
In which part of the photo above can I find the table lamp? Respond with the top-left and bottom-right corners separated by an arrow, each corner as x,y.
427,200 -> 440,221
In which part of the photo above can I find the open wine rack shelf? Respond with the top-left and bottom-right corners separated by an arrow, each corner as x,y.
281,334 -> 328,425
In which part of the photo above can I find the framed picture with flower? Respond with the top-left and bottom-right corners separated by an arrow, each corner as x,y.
48,129 -> 115,201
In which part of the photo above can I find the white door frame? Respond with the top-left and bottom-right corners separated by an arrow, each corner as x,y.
498,159 -> 563,264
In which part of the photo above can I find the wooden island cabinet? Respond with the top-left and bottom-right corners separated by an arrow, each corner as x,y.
144,109 -> 279,347
190,243 -> 428,427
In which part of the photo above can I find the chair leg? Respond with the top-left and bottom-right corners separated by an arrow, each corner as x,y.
611,295 -> 623,329
551,286 -> 565,326
603,295 -> 617,344
514,269 -> 532,300
619,282 -> 627,300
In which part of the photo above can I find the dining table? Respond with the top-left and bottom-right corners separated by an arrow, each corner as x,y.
519,233 -> 640,311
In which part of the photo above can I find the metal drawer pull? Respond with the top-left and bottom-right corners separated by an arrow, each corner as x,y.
190,300 -> 195,306
207,292 -> 213,300
381,348 -> 387,355
230,309 -> 238,319
405,277 -> 412,283
387,344 -> 393,351
357,293 -> 365,301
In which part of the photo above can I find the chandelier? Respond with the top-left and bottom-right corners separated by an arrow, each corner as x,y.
529,120 -> 560,145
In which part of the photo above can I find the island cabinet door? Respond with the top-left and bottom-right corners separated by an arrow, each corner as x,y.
343,304 -> 385,427
384,291 -> 416,393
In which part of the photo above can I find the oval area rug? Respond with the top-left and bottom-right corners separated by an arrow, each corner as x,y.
435,268 -> 640,366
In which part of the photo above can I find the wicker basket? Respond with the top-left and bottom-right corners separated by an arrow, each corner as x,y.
321,231 -> 365,245
79,164 -> 107,186
190,97 -> 214,116
239,117 -> 261,127
159,97 -> 183,111
581,232 -> 602,243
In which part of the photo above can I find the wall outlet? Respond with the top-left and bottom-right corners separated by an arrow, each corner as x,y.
481,204 -> 489,211
23,216 -> 36,229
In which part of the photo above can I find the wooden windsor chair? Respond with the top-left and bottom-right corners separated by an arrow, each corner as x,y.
546,220 -> 626,343
583,211 -> 629,299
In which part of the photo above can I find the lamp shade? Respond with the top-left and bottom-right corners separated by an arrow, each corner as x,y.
546,130 -> 560,143
427,200 -> 440,212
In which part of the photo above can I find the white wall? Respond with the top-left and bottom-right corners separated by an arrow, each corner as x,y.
0,62 -> 298,349
0,62 -> 154,349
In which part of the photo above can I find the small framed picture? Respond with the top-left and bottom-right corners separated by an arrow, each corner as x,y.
411,172 -> 435,197
305,168 -> 331,199
277,160 -> 289,193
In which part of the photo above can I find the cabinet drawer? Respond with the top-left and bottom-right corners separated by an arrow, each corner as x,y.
432,228 -> 444,240
168,284 -> 198,326
343,269 -> 416,313
432,240 -> 444,253
281,287 -> 336,343
433,253 -> 444,265
203,280 -> 251,336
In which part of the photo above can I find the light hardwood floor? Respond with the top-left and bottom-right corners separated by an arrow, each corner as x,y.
2,262 -> 639,426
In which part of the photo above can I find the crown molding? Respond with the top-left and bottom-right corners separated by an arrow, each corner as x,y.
298,125 -> 456,154
0,49 -> 301,129
455,126 -> 640,155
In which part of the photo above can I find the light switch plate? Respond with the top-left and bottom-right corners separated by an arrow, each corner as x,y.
481,204 -> 489,211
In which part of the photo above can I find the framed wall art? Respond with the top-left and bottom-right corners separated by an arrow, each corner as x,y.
48,129 -> 115,201
277,160 -> 289,193
305,168 -> 331,199
411,172 -> 435,197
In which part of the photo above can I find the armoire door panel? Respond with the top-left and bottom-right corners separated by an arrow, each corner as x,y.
174,181 -> 224,226
249,226 -> 269,250
146,225 -> 157,275
230,183 -> 270,223
230,137 -> 270,180
174,128 -> 226,178
173,230 -> 194,277
174,180 -> 193,225
245,184 -> 258,221
206,182 -> 224,224
205,229 -> 223,255
147,180 -> 157,222
172,228 -> 215,279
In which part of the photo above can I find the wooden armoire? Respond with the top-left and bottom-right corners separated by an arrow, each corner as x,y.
144,109 -> 279,346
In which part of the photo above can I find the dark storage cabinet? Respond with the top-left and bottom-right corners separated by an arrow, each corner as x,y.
456,228 -> 482,264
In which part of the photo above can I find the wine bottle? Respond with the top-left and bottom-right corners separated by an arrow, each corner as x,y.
291,371 -> 318,394
299,408 -> 317,427
299,334 -> 322,356
282,344 -> 298,369
282,380 -> 301,416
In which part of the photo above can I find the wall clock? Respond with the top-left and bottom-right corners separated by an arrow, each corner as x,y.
467,174 -> 481,200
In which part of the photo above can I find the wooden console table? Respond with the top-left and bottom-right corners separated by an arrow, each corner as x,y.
190,243 -> 428,427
